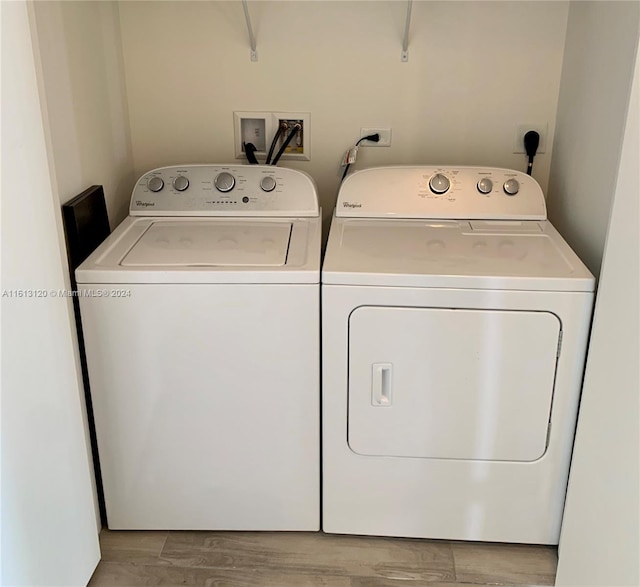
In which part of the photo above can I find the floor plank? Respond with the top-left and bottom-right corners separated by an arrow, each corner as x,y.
99,530 -> 169,564
91,530 -> 558,587
450,540 -> 557,585
159,532 -> 456,582
89,561 -> 351,587
350,580 -> 480,587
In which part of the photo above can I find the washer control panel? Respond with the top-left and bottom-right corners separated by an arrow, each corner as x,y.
337,166 -> 546,220
130,165 -> 319,217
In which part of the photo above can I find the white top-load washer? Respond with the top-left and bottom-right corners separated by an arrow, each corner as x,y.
322,166 -> 594,544
77,165 -> 320,530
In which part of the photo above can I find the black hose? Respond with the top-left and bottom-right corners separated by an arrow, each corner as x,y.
271,124 -> 301,166
244,142 -> 259,165
266,124 -> 287,165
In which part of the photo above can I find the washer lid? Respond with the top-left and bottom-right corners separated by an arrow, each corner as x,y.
322,217 -> 595,292
75,215 -> 321,284
121,221 -> 292,267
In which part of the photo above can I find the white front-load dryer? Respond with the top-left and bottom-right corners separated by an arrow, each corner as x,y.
322,166 -> 594,544
77,165 -> 320,530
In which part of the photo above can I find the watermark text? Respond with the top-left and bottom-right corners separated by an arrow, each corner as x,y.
2,288 -> 131,299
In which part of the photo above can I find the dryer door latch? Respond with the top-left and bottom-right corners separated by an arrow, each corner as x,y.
372,363 -> 393,406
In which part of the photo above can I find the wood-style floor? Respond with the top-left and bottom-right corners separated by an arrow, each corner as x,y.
89,530 -> 557,586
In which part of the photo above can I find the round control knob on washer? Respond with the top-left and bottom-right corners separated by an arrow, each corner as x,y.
173,175 -> 189,192
477,177 -> 493,195
429,173 -> 451,194
147,176 -> 164,192
503,178 -> 520,196
214,172 -> 235,193
260,176 -> 277,192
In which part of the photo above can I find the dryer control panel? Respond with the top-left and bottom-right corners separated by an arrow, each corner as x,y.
337,166 -> 546,220
130,165 -> 319,217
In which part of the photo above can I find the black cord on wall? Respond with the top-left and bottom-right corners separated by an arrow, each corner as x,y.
524,131 -> 540,176
244,142 -> 259,165
341,133 -> 380,181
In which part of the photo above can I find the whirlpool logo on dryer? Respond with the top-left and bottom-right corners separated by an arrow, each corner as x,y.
342,202 -> 362,209
135,200 -> 155,207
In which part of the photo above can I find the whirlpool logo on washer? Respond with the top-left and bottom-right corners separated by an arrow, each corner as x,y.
135,200 -> 155,207
342,202 -> 362,209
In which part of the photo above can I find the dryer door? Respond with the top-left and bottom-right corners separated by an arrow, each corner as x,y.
348,307 -> 560,462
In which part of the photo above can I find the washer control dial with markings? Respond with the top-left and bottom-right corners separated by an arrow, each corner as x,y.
147,176 -> 164,192
503,178 -> 520,196
429,173 -> 451,195
173,176 -> 189,192
214,172 -> 236,193
260,176 -> 277,192
477,178 -> 493,195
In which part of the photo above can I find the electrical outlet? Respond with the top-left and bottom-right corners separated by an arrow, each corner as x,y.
513,123 -> 548,154
271,112 -> 310,161
234,111 -> 271,158
241,118 -> 266,151
360,128 -> 392,147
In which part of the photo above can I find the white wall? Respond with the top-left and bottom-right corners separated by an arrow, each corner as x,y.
32,0 -> 134,227
119,1 -> 568,226
555,39 -> 639,587
30,0 -> 136,530
546,1 -> 640,277
0,1 -> 101,584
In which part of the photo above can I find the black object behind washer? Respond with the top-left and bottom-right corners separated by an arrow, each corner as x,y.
62,185 -> 111,527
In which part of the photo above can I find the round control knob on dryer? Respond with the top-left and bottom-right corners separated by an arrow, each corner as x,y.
214,172 -> 235,193
260,176 -> 277,193
173,175 -> 189,192
503,178 -> 520,196
147,176 -> 164,192
429,173 -> 451,194
477,177 -> 493,195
